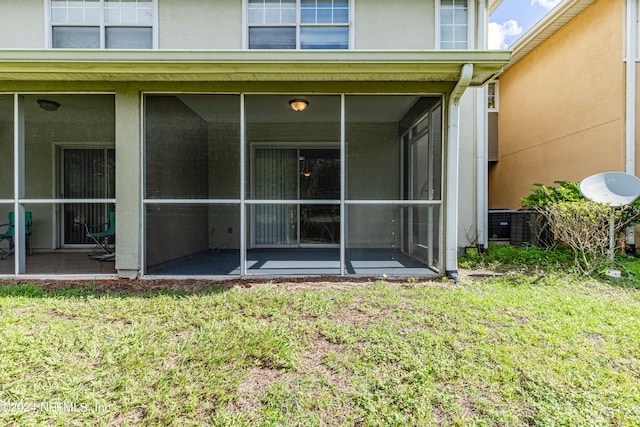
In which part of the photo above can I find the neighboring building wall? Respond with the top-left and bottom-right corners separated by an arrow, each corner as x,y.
489,0 -> 624,209
488,112 -> 498,161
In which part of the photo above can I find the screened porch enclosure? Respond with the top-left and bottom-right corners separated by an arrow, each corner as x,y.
0,94 -> 116,276
143,94 -> 443,277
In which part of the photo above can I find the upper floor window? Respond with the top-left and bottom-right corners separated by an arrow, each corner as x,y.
50,0 -> 154,49
248,0 -> 349,49
488,82 -> 498,111
440,0 -> 468,49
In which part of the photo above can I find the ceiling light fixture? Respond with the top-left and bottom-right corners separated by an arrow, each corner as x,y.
37,99 -> 60,112
289,98 -> 309,112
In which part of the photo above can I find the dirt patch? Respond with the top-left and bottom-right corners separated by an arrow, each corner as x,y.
231,366 -> 285,414
0,275 -> 454,295
0,269 -> 503,295
300,333 -> 352,393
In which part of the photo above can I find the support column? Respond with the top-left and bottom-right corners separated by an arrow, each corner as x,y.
14,94 -> 25,274
115,87 -> 141,279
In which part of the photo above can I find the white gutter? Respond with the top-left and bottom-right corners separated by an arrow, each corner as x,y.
446,63 -> 474,282
626,0 -> 637,248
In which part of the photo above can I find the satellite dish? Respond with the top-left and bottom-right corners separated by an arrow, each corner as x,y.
579,172 -> 640,207
580,172 -> 640,265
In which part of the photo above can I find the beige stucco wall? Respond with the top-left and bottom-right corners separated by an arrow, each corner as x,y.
489,0 -> 625,209
0,1 -> 44,48
162,0 -> 440,50
355,0 -> 436,49
0,0 -> 445,50
158,0 -> 242,49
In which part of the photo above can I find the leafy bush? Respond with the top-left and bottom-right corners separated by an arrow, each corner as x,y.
521,181 -> 640,229
520,181 -> 640,275
520,181 -> 583,208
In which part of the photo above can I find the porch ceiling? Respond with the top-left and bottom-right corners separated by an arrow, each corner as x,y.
0,50 -> 510,86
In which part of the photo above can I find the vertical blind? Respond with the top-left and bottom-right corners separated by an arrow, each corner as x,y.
63,148 -> 115,245
254,148 -> 298,245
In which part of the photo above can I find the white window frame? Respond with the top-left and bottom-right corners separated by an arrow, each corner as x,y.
243,0 -> 353,50
487,81 -> 498,112
435,0 -> 475,50
46,0 -> 159,49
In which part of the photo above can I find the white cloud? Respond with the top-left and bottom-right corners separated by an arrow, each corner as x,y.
531,0 -> 562,9
488,20 -> 523,49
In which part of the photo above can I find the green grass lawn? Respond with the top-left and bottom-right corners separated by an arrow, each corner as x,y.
1,272 -> 639,426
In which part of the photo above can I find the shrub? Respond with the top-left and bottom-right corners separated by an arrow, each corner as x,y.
520,181 -> 583,209
521,182 -> 640,275
540,201 -> 622,275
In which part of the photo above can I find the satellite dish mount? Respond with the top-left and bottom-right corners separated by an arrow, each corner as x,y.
579,172 -> 640,262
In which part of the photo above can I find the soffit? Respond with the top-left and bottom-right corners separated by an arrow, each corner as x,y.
505,0 -> 596,71
0,50 -> 510,87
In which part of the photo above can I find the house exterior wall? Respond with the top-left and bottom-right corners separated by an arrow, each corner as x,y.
0,0 -> 509,277
0,0 -> 440,50
458,90 -> 479,243
0,1 -> 44,48
159,0 -> 242,49
355,0 -> 436,49
489,0 -> 625,209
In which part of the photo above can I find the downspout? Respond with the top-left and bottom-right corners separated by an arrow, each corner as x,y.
626,0 -> 637,251
477,0 -> 489,250
446,63 -> 474,282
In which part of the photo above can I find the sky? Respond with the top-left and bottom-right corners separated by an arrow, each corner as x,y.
489,0 -> 563,49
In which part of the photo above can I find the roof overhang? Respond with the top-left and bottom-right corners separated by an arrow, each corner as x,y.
488,0 -> 504,15
0,50 -> 511,87
505,0 -> 595,71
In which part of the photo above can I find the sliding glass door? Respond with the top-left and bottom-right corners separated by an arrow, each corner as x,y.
59,147 -> 115,247
254,147 -> 298,245
253,146 -> 339,247
402,104 -> 442,270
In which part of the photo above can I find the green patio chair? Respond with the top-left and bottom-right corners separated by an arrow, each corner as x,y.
76,211 -> 115,256
0,211 -> 32,259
